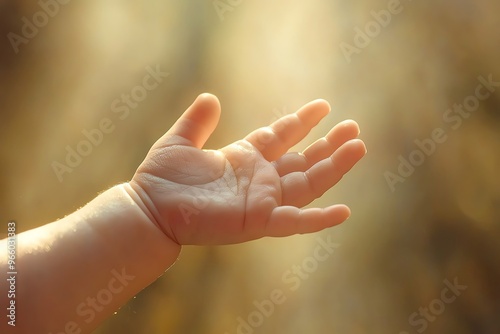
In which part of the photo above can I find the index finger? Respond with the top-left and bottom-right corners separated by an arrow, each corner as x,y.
244,99 -> 331,161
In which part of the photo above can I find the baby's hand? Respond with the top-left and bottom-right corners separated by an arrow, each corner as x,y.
129,94 -> 366,245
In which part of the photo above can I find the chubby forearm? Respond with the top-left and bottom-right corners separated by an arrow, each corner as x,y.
0,184 -> 181,333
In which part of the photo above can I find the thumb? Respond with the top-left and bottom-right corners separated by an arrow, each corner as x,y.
159,93 -> 221,148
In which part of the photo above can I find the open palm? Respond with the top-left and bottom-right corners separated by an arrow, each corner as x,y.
130,94 -> 366,245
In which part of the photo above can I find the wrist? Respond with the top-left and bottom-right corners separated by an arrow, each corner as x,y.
119,182 -> 181,250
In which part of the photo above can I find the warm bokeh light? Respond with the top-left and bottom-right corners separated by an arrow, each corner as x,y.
1,1 -> 499,333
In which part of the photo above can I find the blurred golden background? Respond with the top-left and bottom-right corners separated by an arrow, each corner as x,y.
1,0 -> 499,333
